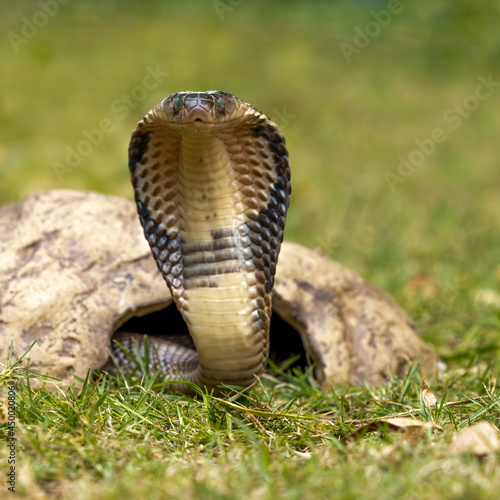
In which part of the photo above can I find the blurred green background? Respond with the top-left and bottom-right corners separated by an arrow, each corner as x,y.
2,0 -> 500,358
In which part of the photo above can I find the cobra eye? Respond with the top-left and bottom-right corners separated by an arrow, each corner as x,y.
174,97 -> 181,110
217,97 -> 223,111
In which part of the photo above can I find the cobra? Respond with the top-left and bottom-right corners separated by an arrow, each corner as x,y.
111,91 -> 291,391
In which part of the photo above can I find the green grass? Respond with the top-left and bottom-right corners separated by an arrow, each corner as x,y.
1,0 -> 500,498
2,349 -> 500,499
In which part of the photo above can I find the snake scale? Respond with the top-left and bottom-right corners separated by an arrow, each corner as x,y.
111,91 -> 291,391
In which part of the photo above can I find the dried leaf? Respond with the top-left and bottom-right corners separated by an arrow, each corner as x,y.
344,417 -> 443,441
420,378 -> 437,409
380,417 -> 443,431
450,422 -> 500,457
404,272 -> 437,299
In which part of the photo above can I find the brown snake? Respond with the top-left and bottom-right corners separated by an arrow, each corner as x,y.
111,91 -> 291,391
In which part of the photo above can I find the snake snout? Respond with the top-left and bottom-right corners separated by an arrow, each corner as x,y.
184,105 -> 212,123
181,93 -> 217,124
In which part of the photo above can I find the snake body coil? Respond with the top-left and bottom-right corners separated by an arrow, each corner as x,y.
116,91 -> 290,390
